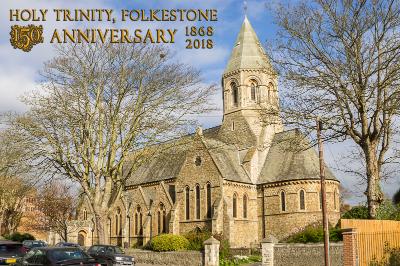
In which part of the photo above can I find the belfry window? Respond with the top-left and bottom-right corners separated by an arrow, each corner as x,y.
231,83 -> 238,106
281,191 -> 286,211
250,81 -> 257,101
299,190 -> 305,210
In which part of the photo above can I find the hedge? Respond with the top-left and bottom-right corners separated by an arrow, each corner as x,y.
151,234 -> 189,252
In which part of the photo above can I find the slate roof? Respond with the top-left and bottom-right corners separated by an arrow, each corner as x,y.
258,130 -> 337,184
203,137 -> 251,184
125,126 -> 222,186
224,16 -> 275,75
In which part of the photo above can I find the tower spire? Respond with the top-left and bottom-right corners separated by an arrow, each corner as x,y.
223,16 -> 274,75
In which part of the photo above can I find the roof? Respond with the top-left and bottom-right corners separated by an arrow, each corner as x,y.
125,126 -> 222,186
203,137 -> 252,183
258,130 -> 337,184
224,16 -> 274,75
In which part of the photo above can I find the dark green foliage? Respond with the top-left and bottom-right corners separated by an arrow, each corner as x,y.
342,205 -> 369,219
150,234 -> 189,252
369,245 -> 400,266
287,226 -> 343,243
219,255 -> 262,266
342,201 -> 400,221
376,200 -> 400,221
394,189 -> 400,205
213,233 -> 231,260
184,228 -> 211,251
4,232 -> 35,242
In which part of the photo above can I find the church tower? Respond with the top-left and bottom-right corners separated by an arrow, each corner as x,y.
220,16 -> 283,182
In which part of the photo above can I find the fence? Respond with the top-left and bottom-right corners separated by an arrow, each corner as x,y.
357,231 -> 400,265
341,219 -> 400,266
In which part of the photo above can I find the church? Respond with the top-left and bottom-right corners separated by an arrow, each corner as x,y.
65,16 -> 340,249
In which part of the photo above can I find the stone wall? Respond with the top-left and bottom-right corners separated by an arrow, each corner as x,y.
175,135 -> 223,235
262,180 -> 341,240
125,249 -> 203,266
274,243 -> 343,266
222,181 -> 259,248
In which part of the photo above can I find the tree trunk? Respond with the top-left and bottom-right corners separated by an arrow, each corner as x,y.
94,210 -> 109,244
364,146 -> 384,219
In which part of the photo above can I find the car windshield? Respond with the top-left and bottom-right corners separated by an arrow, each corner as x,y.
0,244 -> 24,256
114,247 -> 124,254
28,241 -> 46,248
51,249 -> 89,262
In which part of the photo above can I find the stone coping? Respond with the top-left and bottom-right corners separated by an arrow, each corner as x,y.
275,242 -> 343,247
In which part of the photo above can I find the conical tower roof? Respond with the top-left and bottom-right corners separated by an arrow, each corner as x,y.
224,16 -> 274,75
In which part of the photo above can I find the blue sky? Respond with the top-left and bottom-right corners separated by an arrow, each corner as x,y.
1,0 -> 398,205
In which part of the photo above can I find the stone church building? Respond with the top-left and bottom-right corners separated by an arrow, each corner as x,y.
66,17 -> 340,248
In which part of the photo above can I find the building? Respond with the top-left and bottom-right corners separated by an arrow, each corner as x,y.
70,16 -> 340,248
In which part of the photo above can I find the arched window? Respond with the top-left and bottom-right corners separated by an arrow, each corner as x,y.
185,186 -> 190,220
268,82 -> 276,104
250,81 -> 257,101
206,183 -> 212,218
83,208 -> 87,220
231,83 -> 238,106
280,191 -> 286,211
243,194 -> 248,218
157,211 -> 161,234
134,213 -> 138,235
195,184 -> 201,219
233,193 -> 238,218
158,203 -> 166,234
334,190 -> 338,210
299,190 -> 305,210
115,208 -> 121,236
135,206 -> 142,236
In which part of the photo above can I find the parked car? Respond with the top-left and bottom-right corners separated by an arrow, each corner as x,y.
87,245 -> 134,266
0,240 -> 26,265
16,247 -> 100,266
22,241 -> 47,252
54,243 -> 80,248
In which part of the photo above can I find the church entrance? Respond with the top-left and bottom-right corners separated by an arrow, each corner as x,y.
78,230 -> 87,247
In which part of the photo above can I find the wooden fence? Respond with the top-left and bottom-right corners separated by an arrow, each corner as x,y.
341,219 -> 400,265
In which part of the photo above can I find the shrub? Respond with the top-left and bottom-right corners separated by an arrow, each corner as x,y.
4,232 -> 35,242
342,205 -> 369,219
184,228 -> 211,251
370,245 -> 400,266
150,234 -> 189,252
287,226 -> 342,243
213,233 -> 231,260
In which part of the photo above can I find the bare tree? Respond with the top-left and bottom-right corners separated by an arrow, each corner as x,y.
10,42 -> 215,243
269,0 -> 400,218
0,129 -> 35,235
35,181 -> 77,242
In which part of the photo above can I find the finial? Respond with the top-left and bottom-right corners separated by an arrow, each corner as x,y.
243,1 -> 248,16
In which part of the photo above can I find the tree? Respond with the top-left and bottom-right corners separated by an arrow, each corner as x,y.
270,0 -> 400,218
11,42 -> 214,243
0,129 -> 35,235
35,181 -> 77,242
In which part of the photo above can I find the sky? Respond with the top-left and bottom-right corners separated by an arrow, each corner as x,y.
1,0 -> 399,205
